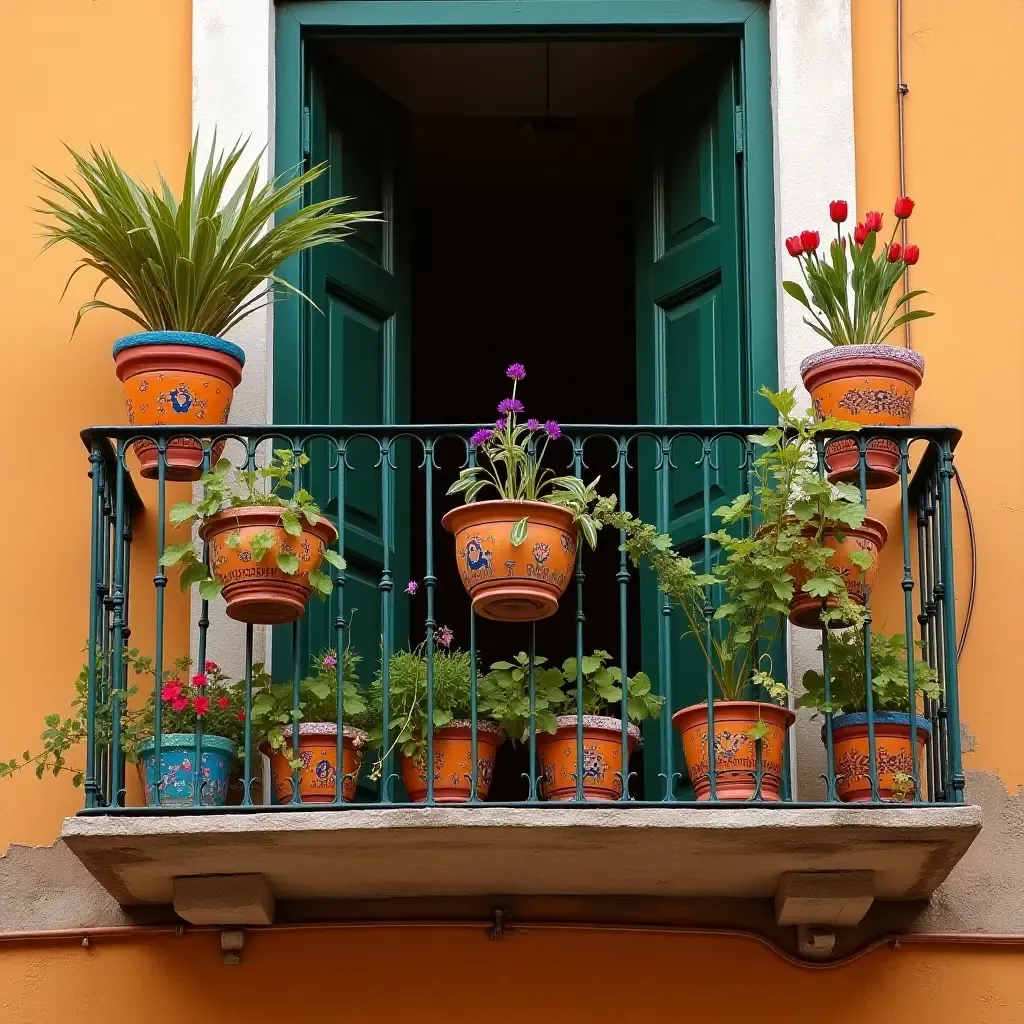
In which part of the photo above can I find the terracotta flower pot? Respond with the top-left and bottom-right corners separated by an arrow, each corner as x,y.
827,711 -> 932,803
537,715 -> 640,802
441,499 -> 577,621
199,505 -> 339,624
271,723 -> 367,804
137,733 -> 236,808
113,331 -> 245,481
400,720 -> 504,803
800,345 -> 925,489
788,517 -> 887,629
673,701 -> 794,801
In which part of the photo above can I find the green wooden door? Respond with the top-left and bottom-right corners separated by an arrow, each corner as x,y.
635,51 -> 746,798
274,62 -> 411,686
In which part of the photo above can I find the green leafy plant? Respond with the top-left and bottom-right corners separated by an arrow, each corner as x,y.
446,362 -> 605,549
366,630 -> 481,772
782,198 -> 933,347
596,387 -> 869,705
1,651 -> 244,784
479,649 -> 663,741
160,447 -> 345,601
798,630 -> 940,716
37,134 -> 376,338
249,649 -> 366,769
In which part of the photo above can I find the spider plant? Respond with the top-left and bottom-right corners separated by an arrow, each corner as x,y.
37,133 -> 377,338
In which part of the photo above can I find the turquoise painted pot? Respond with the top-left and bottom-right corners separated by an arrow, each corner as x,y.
137,734 -> 237,808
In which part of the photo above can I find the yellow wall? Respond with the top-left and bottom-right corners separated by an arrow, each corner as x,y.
0,931 -> 1022,1020
853,0 -> 1024,790
0,0 -> 1022,1008
0,0 -> 192,850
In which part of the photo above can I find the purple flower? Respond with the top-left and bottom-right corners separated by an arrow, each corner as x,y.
435,625 -> 454,649
505,362 -> 526,381
469,428 -> 493,447
544,420 -> 562,440
495,418 -> 506,430
497,397 -> 524,416
405,580 -> 419,595
527,418 -> 540,432
323,653 -> 338,668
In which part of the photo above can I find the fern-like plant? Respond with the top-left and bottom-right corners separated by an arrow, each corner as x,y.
37,134 -> 376,338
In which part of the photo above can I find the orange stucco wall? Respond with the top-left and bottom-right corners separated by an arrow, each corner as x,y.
1,931 -> 1022,1020
0,0 -> 192,850
1,0 -> 1022,1006
852,0 -> 1024,790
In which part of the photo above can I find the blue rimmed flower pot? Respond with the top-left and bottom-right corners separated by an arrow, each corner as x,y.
137,733 -> 237,807
112,331 -> 245,481
826,711 -> 932,802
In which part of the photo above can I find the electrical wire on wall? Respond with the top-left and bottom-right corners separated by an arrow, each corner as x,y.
896,0 -> 976,658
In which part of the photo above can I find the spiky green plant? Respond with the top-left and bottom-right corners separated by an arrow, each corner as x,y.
37,134 -> 376,338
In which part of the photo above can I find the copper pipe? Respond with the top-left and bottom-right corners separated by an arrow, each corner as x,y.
1,920 -> 1021,970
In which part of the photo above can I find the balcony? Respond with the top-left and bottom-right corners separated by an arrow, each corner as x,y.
62,421 -> 980,930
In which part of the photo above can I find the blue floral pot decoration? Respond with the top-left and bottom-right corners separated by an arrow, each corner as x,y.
137,733 -> 237,808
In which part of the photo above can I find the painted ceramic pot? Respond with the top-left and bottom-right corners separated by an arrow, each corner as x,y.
441,500 -> 576,622
271,723 -> 368,804
788,517 -> 888,629
200,505 -> 338,625
537,715 -> 640,802
800,345 -> 925,489
113,331 -> 245,481
400,721 -> 504,803
828,711 -> 932,803
674,701 -> 794,802
137,733 -> 236,808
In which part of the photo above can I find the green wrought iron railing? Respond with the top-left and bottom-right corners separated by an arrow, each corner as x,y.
78,421 -> 964,812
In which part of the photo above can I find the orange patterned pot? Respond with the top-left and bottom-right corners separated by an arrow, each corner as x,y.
200,506 -> 338,625
674,701 -> 794,801
828,712 -> 932,802
537,715 -> 640,802
788,518 -> 888,629
441,500 -> 576,622
800,345 -> 925,489
113,332 -> 244,481
271,723 -> 367,803
400,721 -> 504,803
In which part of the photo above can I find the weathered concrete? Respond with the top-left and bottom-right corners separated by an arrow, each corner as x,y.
173,873 -> 275,926
61,805 -> 979,907
775,870 -> 875,926
0,840 -> 129,931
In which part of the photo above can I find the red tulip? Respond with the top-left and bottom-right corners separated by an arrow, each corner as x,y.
887,242 -> 902,263
865,210 -> 883,232
829,200 -> 848,224
853,222 -> 869,246
785,235 -> 804,257
894,196 -> 915,219
903,244 -> 920,265
800,230 -> 820,252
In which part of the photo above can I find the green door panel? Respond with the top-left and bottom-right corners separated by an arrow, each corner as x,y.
273,60 -> 411,693
635,51 -> 745,799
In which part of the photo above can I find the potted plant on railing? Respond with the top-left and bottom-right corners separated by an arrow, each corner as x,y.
783,197 -> 934,488
368,627 -> 504,802
3,650 -> 245,808
799,630 -> 940,802
37,136 -> 376,480
596,388 -> 872,801
160,447 -> 344,624
443,362 -> 603,622
250,648 -> 370,804
479,649 -> 663,802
